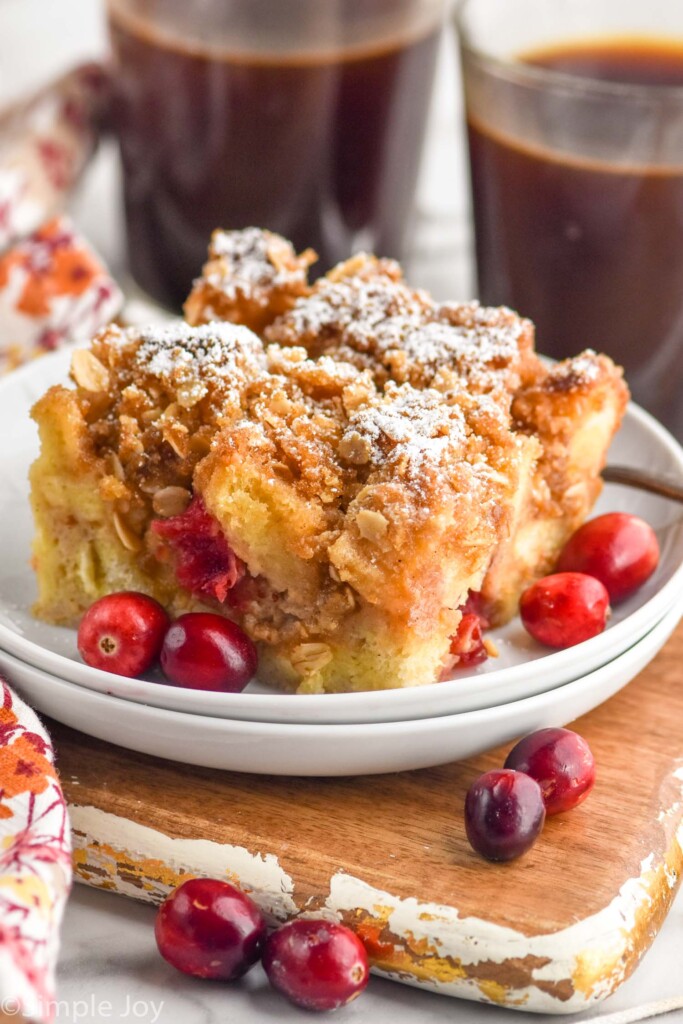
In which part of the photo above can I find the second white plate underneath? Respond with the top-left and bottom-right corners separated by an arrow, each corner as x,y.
1,603 -> 679,776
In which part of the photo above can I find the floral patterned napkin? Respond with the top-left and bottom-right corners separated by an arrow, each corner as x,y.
0,63 -> 122,372
0,214 -> 122,372
0,60 -> 117,1024
0,679 -> 72,1023
0,63 -> 107,252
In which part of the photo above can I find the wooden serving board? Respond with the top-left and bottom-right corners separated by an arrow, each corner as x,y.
51,623 -> 683,1015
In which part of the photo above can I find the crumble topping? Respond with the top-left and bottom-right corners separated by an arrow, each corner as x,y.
345,385 -> 463,469
341,383 -> 514,503
206,227 -> 314,305
539,350 -> 604,392
126,321 -> 266,408
60,322 -> 273,547
266,268 -> 535,397
265,269 -> 431,354
184,227 -> 316,333
343,312 -> 530,392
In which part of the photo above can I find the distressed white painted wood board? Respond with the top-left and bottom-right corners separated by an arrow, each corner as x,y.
51,622 -> 683,1014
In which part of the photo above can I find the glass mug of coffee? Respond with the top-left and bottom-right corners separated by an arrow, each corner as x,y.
456,0 -> 683,441
107,0 -> 445,311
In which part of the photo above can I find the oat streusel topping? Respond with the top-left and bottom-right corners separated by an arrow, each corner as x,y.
184,227 -> 316,332
205,227 -> 314,305
124,320 -> 266,409
265,256 -> 431,354
266,258 -> 536,398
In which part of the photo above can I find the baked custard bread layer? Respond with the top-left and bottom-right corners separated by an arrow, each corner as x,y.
31,229 -> 629,693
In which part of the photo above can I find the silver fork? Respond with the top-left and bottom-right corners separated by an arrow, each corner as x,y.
602,466 -> 683,505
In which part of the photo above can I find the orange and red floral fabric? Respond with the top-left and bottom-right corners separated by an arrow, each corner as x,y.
0,679 -> 72,1023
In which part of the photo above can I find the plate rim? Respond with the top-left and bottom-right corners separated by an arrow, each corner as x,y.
1,598 -> 680,739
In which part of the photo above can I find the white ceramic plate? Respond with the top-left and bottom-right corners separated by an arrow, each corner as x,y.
1,349 -> 683,723
1,601 -> 679,776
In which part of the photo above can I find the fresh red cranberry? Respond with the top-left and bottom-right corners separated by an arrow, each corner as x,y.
504,728 -> 596,815
520,572 -> 610,649
465,769 -> 546,862
77,591 -> 169,677
557,513 -> 659,603
160,612 -> 257,692
450,613 -> 488,667
152,497 -> 244,603
155,877 -> 266,980
263,919 -> 369,1012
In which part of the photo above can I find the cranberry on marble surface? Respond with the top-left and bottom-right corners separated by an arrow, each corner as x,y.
155,877 -> 265,980
263,919 -> 369,1012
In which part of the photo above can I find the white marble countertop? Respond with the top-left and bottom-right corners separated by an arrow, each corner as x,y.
57,884 -> 683,1024
1,2 -> 682,1022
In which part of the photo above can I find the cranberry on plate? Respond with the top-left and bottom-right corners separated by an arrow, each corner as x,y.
155,877 -> 266,980
160,612 -> 258,692
77,591 -> 169,677
465,769 -> 546,862
504,728 -> 596,815
520,572 -> 610,649
557,512 -> 659,603
262,919 -> 370,1012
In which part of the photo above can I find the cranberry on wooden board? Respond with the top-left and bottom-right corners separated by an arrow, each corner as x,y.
520,573 -> 610,649
160,612 -> 257,692
77,591 -> 169,677
504,728 -> 596,815
557,513 -> 660,603
155,878 -> 266,980
465,769 -> 546,862
262,919 -> 370,1012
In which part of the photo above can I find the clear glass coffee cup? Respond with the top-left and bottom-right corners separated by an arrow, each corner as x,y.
107,0 -> 446,311
455,0 -> 683,440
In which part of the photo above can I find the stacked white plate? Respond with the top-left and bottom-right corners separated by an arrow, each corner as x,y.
1,350 -> 682,775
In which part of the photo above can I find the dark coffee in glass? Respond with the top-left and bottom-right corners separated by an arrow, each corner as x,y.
457,0 -> 683,441
109,0 -> 444,310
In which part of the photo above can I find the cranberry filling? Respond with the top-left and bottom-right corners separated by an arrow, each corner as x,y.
450,592 -> 490,668
450,613 -> 488,667
461,590 -> 491,629
152,496 -> 244,603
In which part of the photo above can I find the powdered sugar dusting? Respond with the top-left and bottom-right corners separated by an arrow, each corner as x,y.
268,275 -> 530,394
267,274 -> 429,348
368,314 -> 524,386
343,384 -> 487,495
131,320 -> 261,371
206,227 -> 308,303
124,321 -> 266,407
547,350 -> 604,389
